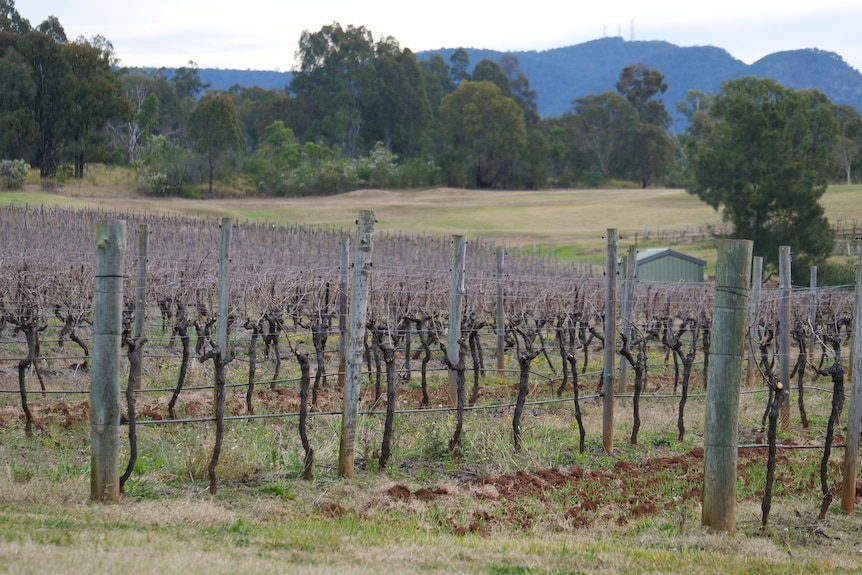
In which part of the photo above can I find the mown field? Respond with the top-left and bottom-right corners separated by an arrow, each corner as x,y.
8,167 -> 862,275
1,174 -> 862,574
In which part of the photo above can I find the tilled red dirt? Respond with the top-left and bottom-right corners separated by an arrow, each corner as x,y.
376,445 -> 861,535
381,449 -> 705,533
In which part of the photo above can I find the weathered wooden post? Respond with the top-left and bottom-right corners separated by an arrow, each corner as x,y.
808,266 -> 817,364
618,244 -> 637,393
447,235 -> 467,404
216,218 -> 232,368
746,256 -> 763,386
779,246 -> 791,432
702,239 -> 753,533
841,251 -> 862,514
602,229 -> 618,453
496,246 -> 506,376
205,218 -> 233,495
338,211 -> 375,478
132,224 -> 147,390
337,234 -> 350,388
91,220 -> 126,503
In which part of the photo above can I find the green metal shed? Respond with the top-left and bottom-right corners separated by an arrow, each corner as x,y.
635,248 -> 705,283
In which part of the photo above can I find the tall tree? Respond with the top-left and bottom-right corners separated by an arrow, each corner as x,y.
500,54 -> 539,128
0,47 -> 38,159
290,23 -> 377,157
616,63 -> 670,127
687,77 -> 838,278
186,92 -> 241,195
438,80 -> 526,188
832,104 -> 862,184
625,122 -> 674,188
368,42 -> 431,157
449,48 -> 470,86
171,60 -> 209,101
16,28 -> 69,176
0,0 -> 29,35
421,54 -> 454,113
36,15 -> 66,44
570,91 -> 638,179
63,37 -> 132,177
472,58 -> 511,96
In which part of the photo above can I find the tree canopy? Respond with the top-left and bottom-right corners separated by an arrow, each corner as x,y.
438,81 -> 527,188
687,76 -> 838,278
187,92 -> 241,195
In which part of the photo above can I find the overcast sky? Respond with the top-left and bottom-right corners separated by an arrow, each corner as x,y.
17,1 -> 862,72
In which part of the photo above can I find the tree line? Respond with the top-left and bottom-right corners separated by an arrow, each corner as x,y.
2,4 -> 861,279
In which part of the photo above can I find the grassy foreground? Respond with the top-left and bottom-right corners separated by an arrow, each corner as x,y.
1,370 -> 861,574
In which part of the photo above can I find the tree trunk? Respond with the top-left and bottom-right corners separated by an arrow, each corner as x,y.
296,351 -> 314,480
379,345 -> 397,469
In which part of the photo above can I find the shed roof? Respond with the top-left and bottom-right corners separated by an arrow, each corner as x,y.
636,248 -> 706,267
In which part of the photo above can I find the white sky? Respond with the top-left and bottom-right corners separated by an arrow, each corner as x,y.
17,1 -> 862,72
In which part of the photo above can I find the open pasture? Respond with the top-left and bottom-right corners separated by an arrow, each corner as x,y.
8,176 -> 862,269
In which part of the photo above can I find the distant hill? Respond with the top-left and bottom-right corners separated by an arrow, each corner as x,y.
196,68 -> 293,92
194,37 -> 862,124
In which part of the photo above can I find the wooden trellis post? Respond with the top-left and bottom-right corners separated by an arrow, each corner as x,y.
337,234 -> 350,388
702,239 -> 753,533
132,224 -> 147,390
841,251 -> 862,513
338,211 -> 375,478
602,229 -> 618,453
808,266 -> 817,364
447,235 -> 467,404
746,256 -> 763,386
496,246 -> 505,376
619,244 -> 636,393
779,246 -> 791,432
90,220 -> 126,503
216,218 -> 232,366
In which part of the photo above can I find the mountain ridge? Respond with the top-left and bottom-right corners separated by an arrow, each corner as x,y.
186,37 -> 862,122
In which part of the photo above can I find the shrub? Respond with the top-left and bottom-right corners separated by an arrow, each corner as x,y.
0,159 -> 29,190
816,260 -> 858,287
396,157 -> 438,188
135,136 -> 204,196
355,143 -> 398,189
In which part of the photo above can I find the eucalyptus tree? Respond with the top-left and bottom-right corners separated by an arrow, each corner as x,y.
0,46 -> 38,159
570,91 -> 638,179
289,23 -> 378,157
186,92 -> 241,195
687,77 -> 838,279
501,54 -> 539,128
367,42 -> 431,158
438,80 -> 527,188
616,63 -> 671,127
832,103 -> 862,184
15,27 -> 70,176
63,37 -> 132,177
0,0 -> 30,35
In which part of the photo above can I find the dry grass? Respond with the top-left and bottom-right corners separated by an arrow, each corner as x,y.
1,366 -> 860,574
7,173 -> 862,271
